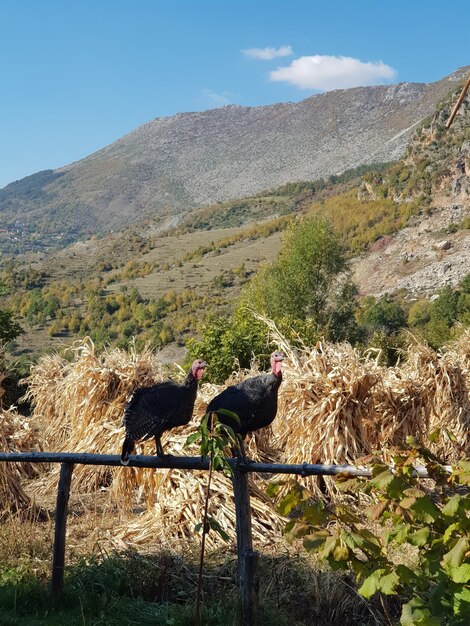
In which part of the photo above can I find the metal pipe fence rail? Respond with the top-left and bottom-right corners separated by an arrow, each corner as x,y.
0,452 -> 443,626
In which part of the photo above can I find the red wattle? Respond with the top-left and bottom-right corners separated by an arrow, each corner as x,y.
273,361 -> 282,376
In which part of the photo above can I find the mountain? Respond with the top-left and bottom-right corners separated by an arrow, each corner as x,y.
1,73 -> 469,362
351,79 -> 470,297
1,67 -> 468,249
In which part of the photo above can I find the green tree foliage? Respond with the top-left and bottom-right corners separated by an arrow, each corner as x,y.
187,217 -> 363,384
358,296 -> 406,336
241,216 -> 359,343
356,296 -> 407,366
0,309 -> 23,344
459,273 -> 470,295
186,310 -> 269,384
411,275 -> 470,348
408,300 -> 432,327
271,440 -> 470,625
431,287 -> 459,327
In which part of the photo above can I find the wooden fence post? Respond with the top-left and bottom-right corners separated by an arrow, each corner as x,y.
51,462 -> 74,600
233,467 -> 260,626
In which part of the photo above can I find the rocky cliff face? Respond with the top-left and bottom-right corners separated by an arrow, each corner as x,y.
352,84 -> 470,297
1,67 -> 468,244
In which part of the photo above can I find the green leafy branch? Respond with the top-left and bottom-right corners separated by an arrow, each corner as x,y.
269,440 -> 470,626
184,410 -> 240,625
185,409 -> 240,478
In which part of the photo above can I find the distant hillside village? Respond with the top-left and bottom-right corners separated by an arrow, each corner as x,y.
0,223 -> 69,253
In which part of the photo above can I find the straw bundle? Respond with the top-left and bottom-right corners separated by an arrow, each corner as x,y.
403,338 -> 470,461
449,328 -> 470,369
21,352 -> 70,444
20,322 -> 469,547
257,315 -> 470,494
370,371 -> 428,450
0,406 -> 41,514
27,338 -> 168,492
271,342 -> 379,496
112,432 -> 283,550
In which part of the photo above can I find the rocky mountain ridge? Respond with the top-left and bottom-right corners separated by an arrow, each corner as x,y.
1,66 -> 468,247
352,86 -> 470,297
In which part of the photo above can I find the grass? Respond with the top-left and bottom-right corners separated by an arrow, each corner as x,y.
0,489 -> 388,625
0,549 -> 388,626
0,487 -> 391,625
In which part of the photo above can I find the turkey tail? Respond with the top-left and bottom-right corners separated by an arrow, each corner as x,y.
121,437 -> 135,466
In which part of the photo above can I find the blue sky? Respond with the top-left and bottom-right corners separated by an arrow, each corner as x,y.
0,0 -> 468,189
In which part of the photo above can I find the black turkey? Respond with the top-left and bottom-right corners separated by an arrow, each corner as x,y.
120,359 -> 207,465
205,351 -> 284,456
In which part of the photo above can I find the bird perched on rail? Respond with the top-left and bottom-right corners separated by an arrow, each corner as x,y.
120,359 -> 207,465
204,351 -> 285,458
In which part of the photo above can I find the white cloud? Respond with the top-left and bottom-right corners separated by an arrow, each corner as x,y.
243,45 -> 293,61
202,89 -> 232,106
269,55 -> 397,91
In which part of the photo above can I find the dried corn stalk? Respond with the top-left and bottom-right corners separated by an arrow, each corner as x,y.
112,432 -> 283,549
26,338 -> 168,492
0,406 -> 41,514
22,323 -> 470,546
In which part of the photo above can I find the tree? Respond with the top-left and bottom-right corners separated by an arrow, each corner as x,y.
186,310 -> 268,383
358,296 -> 406,336
430,287 -> 459,327
241,216 -> 359,342
408,300 -> 432,327
459,272 -> 470,294
0,309 -> 23,344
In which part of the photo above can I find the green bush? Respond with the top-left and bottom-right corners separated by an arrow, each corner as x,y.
408,300 -> 432,327
186,310 -> 269,383
431,287 -> 459,327
272,441 -> 470,625
241,216 -> 359,343
0,309 -> 23,344
358,296 -> 406,337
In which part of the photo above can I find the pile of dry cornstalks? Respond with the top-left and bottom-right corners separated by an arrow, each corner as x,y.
5,325 -> 470,547
23,337 -> 167,492
1,351 -> 36,512
0,404 -> 41,515
266,317 -> 470,496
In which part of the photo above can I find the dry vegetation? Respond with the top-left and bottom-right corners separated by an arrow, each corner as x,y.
269,318 -> 469,497
1,321 -> 469,557
0,322 -> 469,625
0,356 -> 42,515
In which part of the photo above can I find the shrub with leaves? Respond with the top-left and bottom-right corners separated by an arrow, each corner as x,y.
241,216 -> 360,343
270,439 -> 470,625
0,309 -> 23,345
185,410 -> 240,626
186,310 -> 269,383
